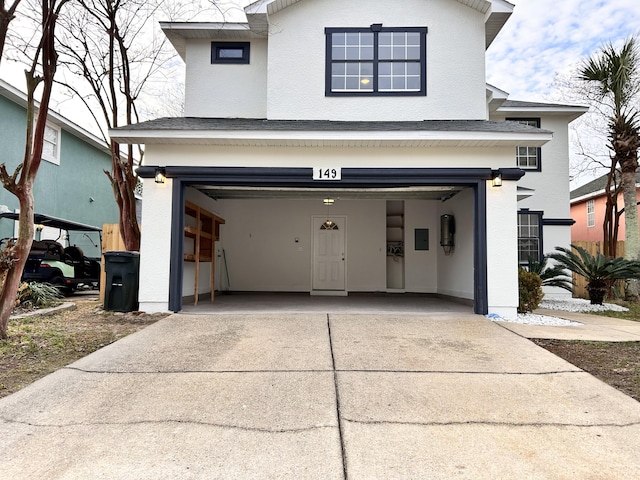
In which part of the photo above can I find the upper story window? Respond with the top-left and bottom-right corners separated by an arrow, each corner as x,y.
587,199 -> 595,227
325,25 -> 427,96
508,118 -> 541,171
42,123 -> 61,165
211,42 -> 250,64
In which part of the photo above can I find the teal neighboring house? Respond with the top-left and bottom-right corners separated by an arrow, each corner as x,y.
0,79 -> 119,256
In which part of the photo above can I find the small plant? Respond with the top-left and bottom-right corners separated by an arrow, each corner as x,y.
518,268 -> 543,313
526,255 -> 573,292
0,239 -> 18,291
15,282 -> 63,309
549,245 -> 640,305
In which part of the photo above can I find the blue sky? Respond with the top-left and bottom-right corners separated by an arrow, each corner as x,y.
486,0 -> 640,102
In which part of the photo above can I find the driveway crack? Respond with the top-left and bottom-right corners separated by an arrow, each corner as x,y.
327,313 -> 348,480
0,416 -> 336,434
342,418 -> 640,429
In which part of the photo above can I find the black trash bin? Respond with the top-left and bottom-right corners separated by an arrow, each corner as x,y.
104,251 -> 140,312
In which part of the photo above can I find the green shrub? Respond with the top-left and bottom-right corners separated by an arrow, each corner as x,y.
16,282 -> 63,309
518,268 -> 543,313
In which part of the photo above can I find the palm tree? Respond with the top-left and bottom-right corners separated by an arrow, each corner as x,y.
578,37 -> 640,301
549,245 -> 640,305
526,255 -> 573,292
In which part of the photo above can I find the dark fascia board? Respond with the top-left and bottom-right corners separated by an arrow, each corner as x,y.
543,218 -> 576,226
138,166 -> 497,187
497,168 -> 526,181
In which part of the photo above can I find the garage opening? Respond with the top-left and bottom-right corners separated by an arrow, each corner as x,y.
167,167 -> 488,314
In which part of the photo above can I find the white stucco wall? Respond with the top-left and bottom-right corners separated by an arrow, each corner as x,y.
217,198 -> 386,292
265,0 -> 487,121
404,199 -> 439,293
490,113 -> 575,301
488,115 -> 572,220
517,115 -> 574,296
145,144 -> 515,170
436,188 -> 475,300
486,179 -> 519,317
138,177 -> 174,313
540,224 -> 573,300
178,0 -> 490,121
184,38 -> 268,118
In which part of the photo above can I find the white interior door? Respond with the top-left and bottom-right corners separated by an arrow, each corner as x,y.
312,216 -> 346,291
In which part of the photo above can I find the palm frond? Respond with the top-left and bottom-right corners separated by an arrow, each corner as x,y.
526,255 -> 573,292
549,245 -> 640,282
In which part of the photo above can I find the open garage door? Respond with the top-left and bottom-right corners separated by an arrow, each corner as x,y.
162,167 -> 489,314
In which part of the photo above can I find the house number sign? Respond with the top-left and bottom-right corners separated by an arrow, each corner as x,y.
313,167 -> 342,180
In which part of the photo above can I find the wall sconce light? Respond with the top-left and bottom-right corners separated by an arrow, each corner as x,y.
323,198 -> 335,206
155,167 -> 166,184
492,171 -> 502,187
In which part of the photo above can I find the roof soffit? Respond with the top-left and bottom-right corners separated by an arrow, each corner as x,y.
110,119 -> 552,148
245,0 -> 494,16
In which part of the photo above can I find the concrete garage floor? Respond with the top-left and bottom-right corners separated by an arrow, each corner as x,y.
181,292 -> 474,315
2,310 -> 640,478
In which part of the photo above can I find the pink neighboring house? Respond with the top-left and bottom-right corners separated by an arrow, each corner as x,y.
570,173 -> 640,242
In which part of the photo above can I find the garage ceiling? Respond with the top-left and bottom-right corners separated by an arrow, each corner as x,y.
194,185 -> 466,202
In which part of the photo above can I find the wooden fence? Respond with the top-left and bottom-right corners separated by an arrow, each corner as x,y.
99,224 -> 127,302
571,240 -> 625,299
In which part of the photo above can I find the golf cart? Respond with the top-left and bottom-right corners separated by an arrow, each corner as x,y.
0,212 -> 102,294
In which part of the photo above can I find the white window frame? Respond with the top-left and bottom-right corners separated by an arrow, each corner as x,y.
42,123 -> 61,165
508,118 -> 541,171
587,199 -> 595,228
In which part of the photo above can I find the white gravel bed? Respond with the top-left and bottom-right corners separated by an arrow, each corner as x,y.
488,298 -> 629,326
496,313 -> 582,326
539,298 -> 628,313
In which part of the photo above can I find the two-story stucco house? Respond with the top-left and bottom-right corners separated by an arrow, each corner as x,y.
111,0 -> 586,317
0,79 -> 119,256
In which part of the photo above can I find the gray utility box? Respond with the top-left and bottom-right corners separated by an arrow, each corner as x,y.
103,251 -> 140,312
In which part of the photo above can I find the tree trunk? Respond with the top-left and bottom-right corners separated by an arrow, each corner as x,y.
0,0 -> 66,338
0,190 -> 35,339
621,167 -> 640,301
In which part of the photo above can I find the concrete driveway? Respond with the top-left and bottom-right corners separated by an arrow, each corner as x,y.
1,312 -> 640,479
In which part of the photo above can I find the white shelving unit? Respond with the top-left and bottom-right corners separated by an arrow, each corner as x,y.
386,200 -> 404,290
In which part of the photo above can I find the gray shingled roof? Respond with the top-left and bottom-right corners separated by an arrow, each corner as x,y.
570,172 -> 640,200
500,99 -> 588,110
114,117 -> 552,134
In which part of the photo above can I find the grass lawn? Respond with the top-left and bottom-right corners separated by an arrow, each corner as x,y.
0,297 -> 166,398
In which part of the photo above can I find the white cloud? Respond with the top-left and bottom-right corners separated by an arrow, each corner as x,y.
487,0 -> 640,101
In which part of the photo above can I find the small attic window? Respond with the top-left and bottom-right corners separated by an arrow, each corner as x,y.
211,42 -> 250,64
